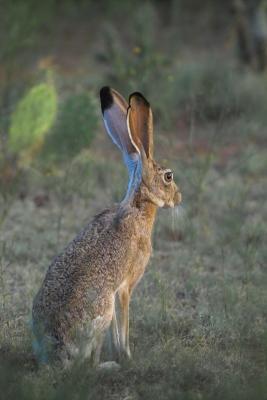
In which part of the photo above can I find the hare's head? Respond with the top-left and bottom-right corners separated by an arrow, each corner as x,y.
100,87 -> 181,208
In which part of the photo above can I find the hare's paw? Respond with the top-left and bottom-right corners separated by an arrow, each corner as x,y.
122,347 -> 131,360
97,361 -> 121,371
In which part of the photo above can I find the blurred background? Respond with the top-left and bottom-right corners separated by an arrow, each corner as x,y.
0,1 -> 267,399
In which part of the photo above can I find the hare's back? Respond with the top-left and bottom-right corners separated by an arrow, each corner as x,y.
33,207 -> 135,320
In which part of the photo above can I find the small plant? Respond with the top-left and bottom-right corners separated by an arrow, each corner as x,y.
0,81 -> 57,227
8,83 -> 57,155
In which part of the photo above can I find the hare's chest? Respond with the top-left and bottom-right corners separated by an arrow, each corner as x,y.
130,229 -> 152,268
137,233 -> 152,257
118,214 -> 153,284
123,233 -> 151,289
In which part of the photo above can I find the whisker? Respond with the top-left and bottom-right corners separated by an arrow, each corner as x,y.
171,204 -> 186,231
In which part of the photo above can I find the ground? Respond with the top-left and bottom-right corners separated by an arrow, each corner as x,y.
0,2 -> 267,399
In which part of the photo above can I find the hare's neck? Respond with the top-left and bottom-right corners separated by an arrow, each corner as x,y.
132,190 -> 157,233
130,186 -> 158,233
139,201 -> 157,232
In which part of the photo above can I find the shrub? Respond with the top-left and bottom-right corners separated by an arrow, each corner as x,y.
153,60 -> 267,128
98,2 -> 169,95
43,92 -> 98,162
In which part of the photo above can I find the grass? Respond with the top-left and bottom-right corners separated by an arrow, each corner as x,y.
1,1 -> 267,399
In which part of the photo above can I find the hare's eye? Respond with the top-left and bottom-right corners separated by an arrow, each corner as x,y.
163,170 -> 173,184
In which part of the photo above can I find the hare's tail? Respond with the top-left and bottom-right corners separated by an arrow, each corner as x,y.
30,318 -> 58,363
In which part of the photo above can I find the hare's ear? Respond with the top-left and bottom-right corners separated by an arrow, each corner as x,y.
127,92 -> 153,160
100,86 -> 138,155
100,87 -> 142,201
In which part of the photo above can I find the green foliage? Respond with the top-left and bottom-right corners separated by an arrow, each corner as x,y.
8,83 -> 57,154
180,61 -> 267,120
98,3 -> 267,129
174,62 -> 239,120
99,2 -> 169,94
151,60 -> 267,128
43,92 -> 98,162
0,0 -> 56,63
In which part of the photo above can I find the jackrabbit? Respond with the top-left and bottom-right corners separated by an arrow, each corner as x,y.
32,87 -> 182,366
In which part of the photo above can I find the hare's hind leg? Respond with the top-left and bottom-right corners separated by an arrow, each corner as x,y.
106,305 -> 121,361
90,316 -> 107,366
89,293 -> 116,366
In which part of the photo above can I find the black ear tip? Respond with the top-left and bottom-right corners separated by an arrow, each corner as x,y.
129,92 -> 150,107
100,86 -> 113,113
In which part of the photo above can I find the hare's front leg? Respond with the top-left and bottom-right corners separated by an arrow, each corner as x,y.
106,306 -> 120,360
111,277 -> 142,360
89,292 -> 116,366
117,285 -> 131,359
